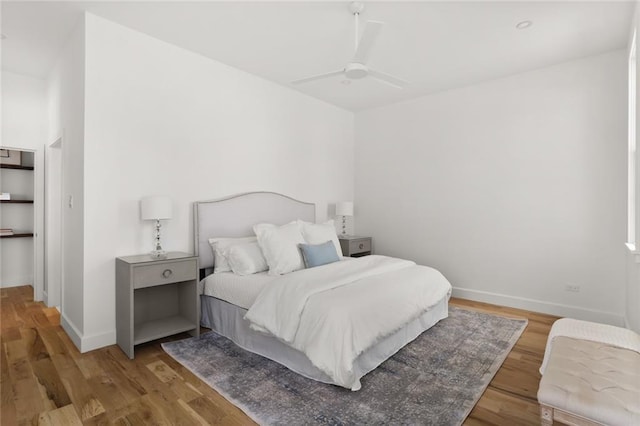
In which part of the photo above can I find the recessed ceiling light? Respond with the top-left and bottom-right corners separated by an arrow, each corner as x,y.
516,21 -> 533,30
341,80 -> 351,85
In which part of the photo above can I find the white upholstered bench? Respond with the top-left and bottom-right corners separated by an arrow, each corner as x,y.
537,319 -> 640,426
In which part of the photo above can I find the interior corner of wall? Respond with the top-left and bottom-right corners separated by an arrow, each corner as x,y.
60,312 -> 83,351
61,312 -> 116,353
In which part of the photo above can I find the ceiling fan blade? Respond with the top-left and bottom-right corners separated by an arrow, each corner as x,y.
353,21 -> 384,64
368,69 -> 409,89
291,70 -> 344,85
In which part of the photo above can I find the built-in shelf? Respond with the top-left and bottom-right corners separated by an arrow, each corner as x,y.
0,200 -> 34,204
0,233 -> 34,239
0,164 -> 34,170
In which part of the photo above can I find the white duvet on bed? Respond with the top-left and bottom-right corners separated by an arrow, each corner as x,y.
199,271 -> 275,309
244,255 -> 452,390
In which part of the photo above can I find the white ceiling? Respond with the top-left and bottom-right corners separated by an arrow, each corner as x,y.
1,1 -> 634,111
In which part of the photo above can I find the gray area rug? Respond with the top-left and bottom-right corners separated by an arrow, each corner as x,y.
162,307 -> 527,425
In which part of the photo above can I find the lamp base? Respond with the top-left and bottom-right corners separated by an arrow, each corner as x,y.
150,219 -> 167,259
150,250 -> 167,259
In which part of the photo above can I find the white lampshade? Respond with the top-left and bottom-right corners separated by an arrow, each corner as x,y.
336,201 -> 354,217
141,196 -> 172,220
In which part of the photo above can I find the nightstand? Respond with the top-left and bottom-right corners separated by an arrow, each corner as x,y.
339,236 -> 372,257
116,252 -> 199,359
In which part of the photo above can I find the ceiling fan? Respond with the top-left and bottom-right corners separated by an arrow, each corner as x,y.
292,1 -> 409,89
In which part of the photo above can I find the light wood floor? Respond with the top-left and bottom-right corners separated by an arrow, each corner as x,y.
1,285 -> 559,425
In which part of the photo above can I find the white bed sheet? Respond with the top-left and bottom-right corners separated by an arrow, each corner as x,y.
199,271 -> 275,309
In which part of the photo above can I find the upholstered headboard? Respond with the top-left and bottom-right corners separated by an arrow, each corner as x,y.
194,192 -> 316,274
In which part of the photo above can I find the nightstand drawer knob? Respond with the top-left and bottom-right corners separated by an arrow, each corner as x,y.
359,243 -> 364,249
162,269 -> 173,278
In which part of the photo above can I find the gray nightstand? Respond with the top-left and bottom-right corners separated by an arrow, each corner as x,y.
339,236 -> 372,257
116,252 -> 199,359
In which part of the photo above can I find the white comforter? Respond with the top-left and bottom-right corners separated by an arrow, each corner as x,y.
244,255 -> 452,390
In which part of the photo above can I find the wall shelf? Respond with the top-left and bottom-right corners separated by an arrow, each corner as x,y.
1,150 -> 36,288
0,164 -> 34,170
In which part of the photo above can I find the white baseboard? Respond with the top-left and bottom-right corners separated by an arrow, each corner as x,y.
60,313 -> 116,353
80,329 -> 116,353
452,287 -> 625,327
0,277 -> 34,288
60,312 -> 82,350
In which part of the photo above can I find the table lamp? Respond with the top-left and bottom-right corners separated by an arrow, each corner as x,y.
335,201 -> 353,236
141,196 -> 172,258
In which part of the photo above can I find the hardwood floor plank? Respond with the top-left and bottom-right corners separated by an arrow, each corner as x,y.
467,387 -> 542,426
87,373 -> 133,414
12,377 -> 48,423
95,350 -> 148,400
176,398 -> 212,425
1,326 -> 22,343
4,337 -> 34,382
185,396 -> 230,425
36,403 -> 83,426
24,327 -> 73,408
1,286 -> 559,425
0,341 -> 18,426
146,359 -> 203,402
74,350 -> 106,379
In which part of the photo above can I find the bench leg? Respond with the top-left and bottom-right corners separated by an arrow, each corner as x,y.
540,404 -> 554,426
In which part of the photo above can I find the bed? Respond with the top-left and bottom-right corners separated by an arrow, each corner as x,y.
194,192 -> 452,391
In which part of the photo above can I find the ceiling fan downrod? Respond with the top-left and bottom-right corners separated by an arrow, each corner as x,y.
349,1 -> 365,51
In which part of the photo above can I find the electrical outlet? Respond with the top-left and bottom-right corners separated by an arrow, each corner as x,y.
564,284 -> 580,293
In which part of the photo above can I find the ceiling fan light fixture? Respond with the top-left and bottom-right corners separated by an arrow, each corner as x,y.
348,1 -> 365,16
516,20 -> 533,30
345,62 -> 368,79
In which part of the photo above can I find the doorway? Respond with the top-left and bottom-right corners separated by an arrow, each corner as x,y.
0,148 -> 39,293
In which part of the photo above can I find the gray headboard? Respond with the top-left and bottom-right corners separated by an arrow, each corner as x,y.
194,192 -> 316,273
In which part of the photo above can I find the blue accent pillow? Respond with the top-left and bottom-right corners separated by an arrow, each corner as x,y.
298,241 -> 340,268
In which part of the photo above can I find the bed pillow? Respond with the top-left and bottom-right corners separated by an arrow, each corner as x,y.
299,241 -> 341,268
299,219 -> 342,256
208,236 -> 257,273
224,242 -> 269,276
253,221 -> 306,275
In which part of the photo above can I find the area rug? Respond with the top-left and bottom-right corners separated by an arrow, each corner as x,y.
162,307 -> 527,425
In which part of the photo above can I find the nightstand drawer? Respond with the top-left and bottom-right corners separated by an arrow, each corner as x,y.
133,259 -> 197,289
349,239 -> 371,255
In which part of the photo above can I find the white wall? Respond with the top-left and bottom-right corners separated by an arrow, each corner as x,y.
356,50 -> 627,325
626,3 -> 640,333
79,14 -> 354,350
46,17 -> 86,348
1,72 -> 46,294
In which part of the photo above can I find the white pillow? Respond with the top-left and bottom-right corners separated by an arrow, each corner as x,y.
253,221 -> 306,275
208,236 -> 257,273
299,219 -> 342,257
224,242 -> 269,276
